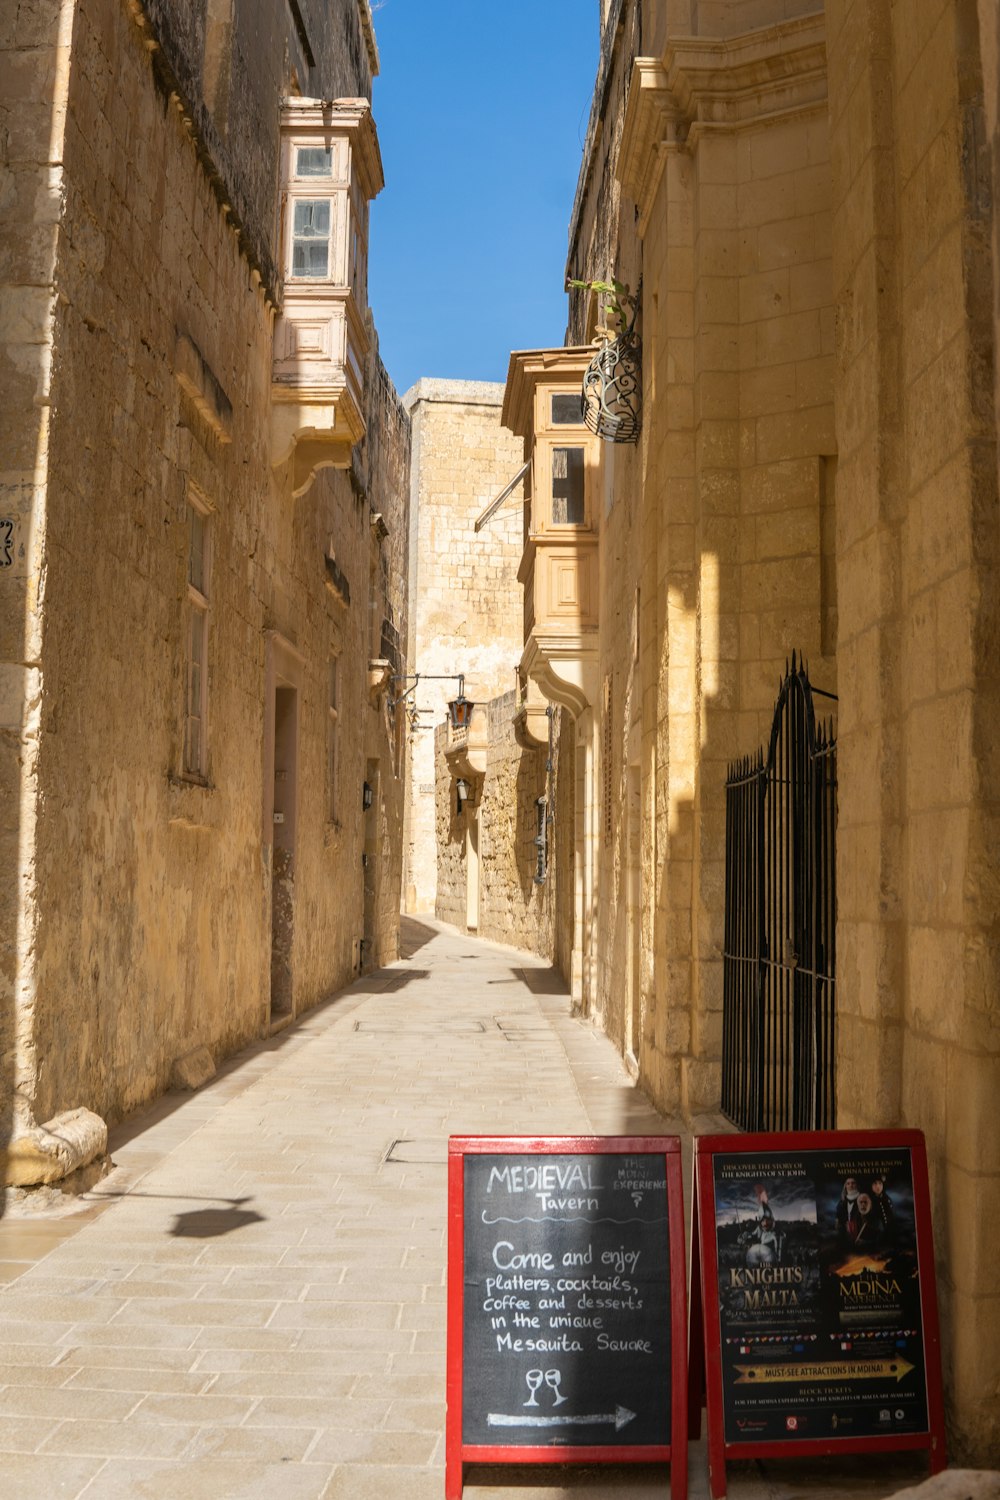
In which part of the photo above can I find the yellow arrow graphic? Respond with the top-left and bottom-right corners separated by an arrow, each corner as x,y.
734,1358 -> 914,1385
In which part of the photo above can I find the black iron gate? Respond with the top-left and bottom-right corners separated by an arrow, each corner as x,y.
721,655 -> 837,1131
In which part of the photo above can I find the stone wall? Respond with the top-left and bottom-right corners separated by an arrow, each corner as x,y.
0,0 -> 406,1144
125,0 -> 377,296
361,343 -> 411,970
566,0 -> 647,1061
826,0 -> 1000,1458
540,0 -> 1000,1462
563,1 -> 837,1106
402,381 -> 526,915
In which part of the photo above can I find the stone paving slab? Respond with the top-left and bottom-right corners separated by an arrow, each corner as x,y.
0,918 -> 957,1498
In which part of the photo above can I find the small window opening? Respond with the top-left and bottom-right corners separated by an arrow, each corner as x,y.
551,393 -> 583,425
183,499 -> 211,779
552,446 -> 585,525
328,654 -> 340,822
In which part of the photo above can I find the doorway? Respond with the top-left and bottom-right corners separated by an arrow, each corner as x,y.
362,758 -> 380,971
263,632 -> 304,1031
625,762 -> 641,1071
465,809 -> 480,932
269,683 -> 298,1021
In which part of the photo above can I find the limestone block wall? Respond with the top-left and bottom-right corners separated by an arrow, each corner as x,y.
434,693 -> 566,956
979,0 -> 1000,445
542,0 -> 1000,1461
566,3 -> 837,1115
128,0 -> 377,295
0,0 -> 68,1167
566,0 -> 647,1062
402,381 -> 526,915
361,351 -> 411,970
827,0 -> 1000,1459
0,0 -> 406,1140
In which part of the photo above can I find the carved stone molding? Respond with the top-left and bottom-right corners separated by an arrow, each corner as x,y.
617,16 -> 828,235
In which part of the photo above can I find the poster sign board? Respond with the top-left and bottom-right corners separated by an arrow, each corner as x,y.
690,1130 -> 946,1498
447,1135 -> 687,1500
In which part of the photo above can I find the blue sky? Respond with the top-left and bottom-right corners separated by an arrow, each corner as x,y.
367,3 -> 600,397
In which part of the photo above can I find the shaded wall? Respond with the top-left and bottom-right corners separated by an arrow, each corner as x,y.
0,0 -> 406,1137
827,0 -> 1000,1458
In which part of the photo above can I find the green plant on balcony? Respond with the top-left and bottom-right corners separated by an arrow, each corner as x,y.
567,276 -> 638,342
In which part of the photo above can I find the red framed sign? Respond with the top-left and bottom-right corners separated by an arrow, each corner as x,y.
689,1130 -> 946,1498
447,1135 -> 688,1500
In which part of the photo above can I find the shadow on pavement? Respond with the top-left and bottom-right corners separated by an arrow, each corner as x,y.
517,966 -> 572,996
169,1201 -> 266,1238
398,915 -> 440,959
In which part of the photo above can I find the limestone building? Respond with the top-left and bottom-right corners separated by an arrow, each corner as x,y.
493,0 -> 1000,1463
0,0 -> 409,1183
401,381 -> 528,921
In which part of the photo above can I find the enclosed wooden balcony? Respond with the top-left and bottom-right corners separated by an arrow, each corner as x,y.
503,348 -> 601,717
271,98 -> 384,495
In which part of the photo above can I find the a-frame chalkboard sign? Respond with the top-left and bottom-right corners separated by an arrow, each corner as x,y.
447,1135 -> 687,1500
689,1130 -> 947,1499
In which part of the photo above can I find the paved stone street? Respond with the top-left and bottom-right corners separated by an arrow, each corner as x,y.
0,921 -> 932,1499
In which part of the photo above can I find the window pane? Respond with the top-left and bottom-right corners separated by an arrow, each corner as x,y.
292,240 -> 329,277
189,508 -> 205,592
185,716 -> 201,775
296,146 -> 332,177
328,724 -> 337,821
184,602 -> 206,776
189,607 -> 204,672
291,199 -> 331,278
293,199 -> 330,236
551,393 -> 582,425
552,447 -> 585,524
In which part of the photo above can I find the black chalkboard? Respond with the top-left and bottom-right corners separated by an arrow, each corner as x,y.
449,1141 -> 682,1457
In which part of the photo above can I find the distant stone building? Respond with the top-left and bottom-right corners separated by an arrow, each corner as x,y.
402,380 -> 528,922
0,0 -> 408,1182
403,378 -> 574,968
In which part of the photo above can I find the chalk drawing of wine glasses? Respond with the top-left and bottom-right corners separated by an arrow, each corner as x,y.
544,1368 -> 568,1406
523,1369 -> 543,1407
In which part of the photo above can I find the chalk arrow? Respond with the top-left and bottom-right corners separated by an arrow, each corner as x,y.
488,1406 -> 637,1432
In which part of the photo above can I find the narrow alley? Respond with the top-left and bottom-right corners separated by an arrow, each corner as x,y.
0,921 -> 936,1500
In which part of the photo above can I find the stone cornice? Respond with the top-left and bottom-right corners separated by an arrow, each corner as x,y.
567,0 -> 625,266
617,13 -> 827,234
357,0 -> 380,77
617,58 -> 683,238
665,13 -> 827,123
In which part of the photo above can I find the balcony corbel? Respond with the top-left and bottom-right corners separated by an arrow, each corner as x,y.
444,703 -> 488,778
513,676 -> 550,748
521,635 -> 598,720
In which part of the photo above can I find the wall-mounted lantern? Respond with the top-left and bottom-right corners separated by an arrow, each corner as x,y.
456,777 -> 472,813
447,674 -> 474,732
362,780 -> 373,811
389,670 -> 472,733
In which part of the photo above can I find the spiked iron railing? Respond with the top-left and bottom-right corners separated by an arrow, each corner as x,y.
721,654 -> 838,1132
